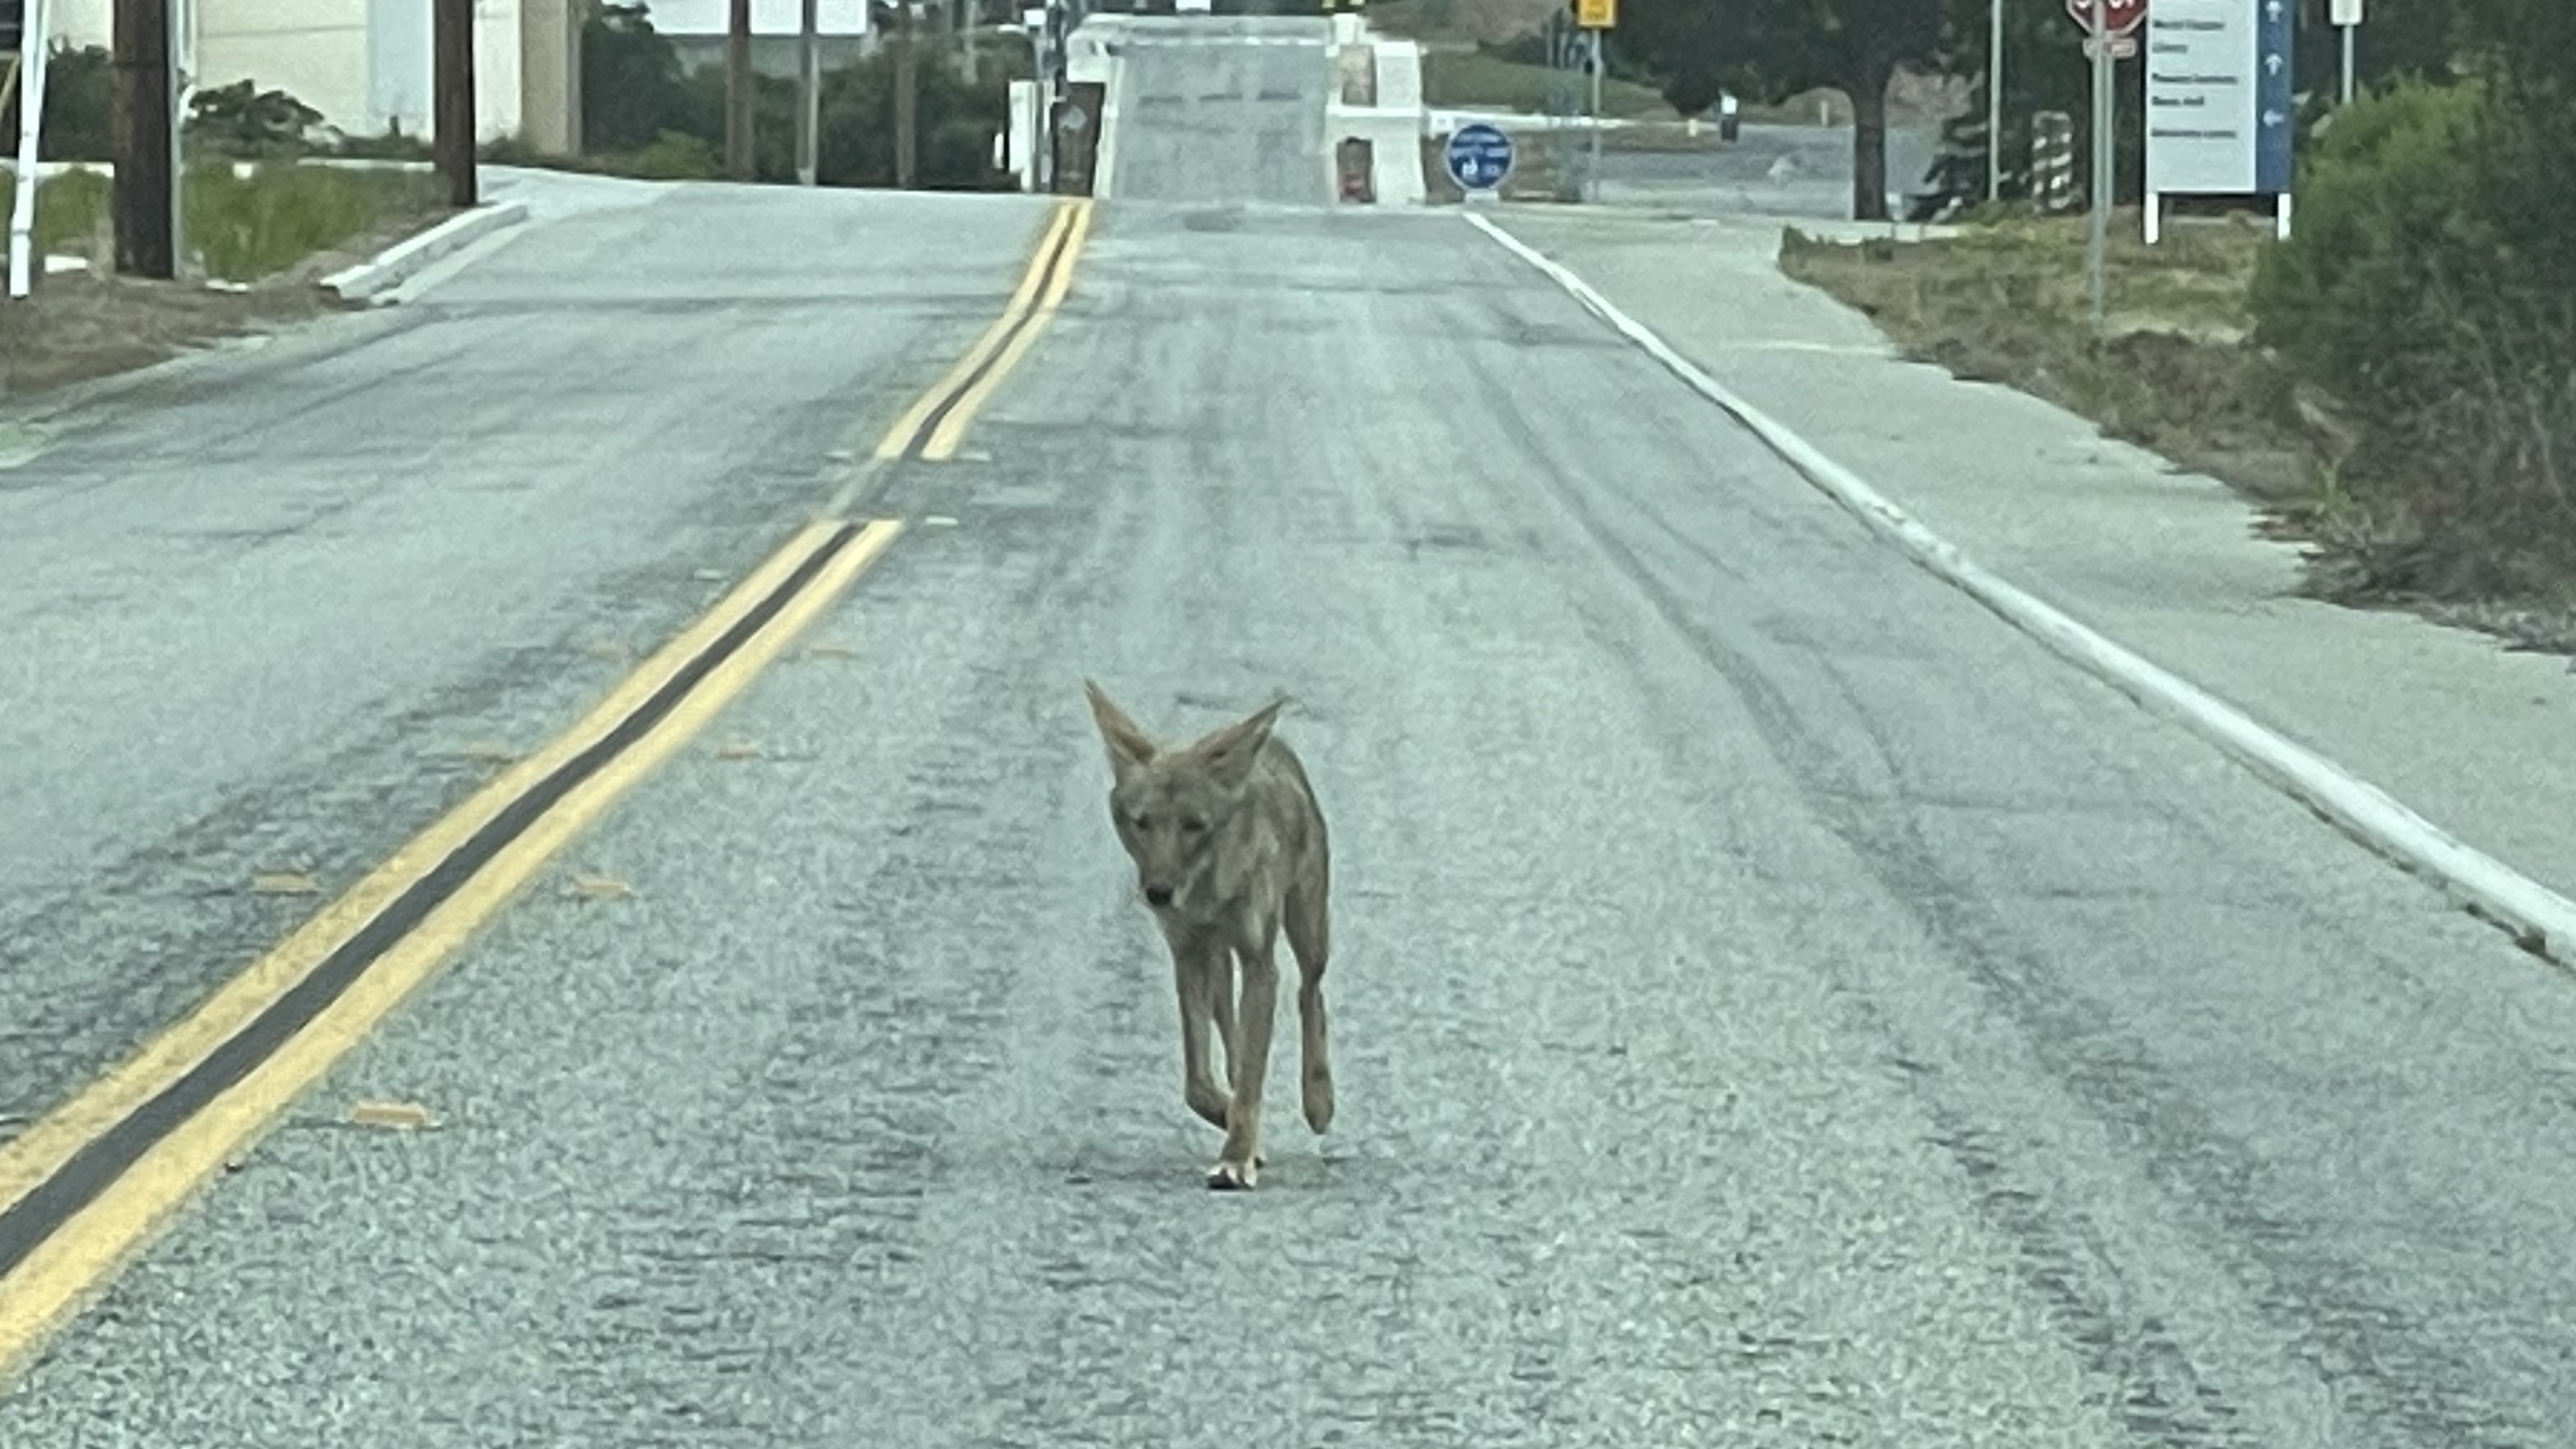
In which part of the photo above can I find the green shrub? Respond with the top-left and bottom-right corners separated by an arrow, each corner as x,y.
187,163 -> 446,282
2246,79 -> 2494,413
2248,76 -> 2576,599
629,130 -> 723,181
0,166 -> 111,257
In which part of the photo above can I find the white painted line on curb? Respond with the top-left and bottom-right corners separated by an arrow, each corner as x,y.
1094,43 -> 1129,201
1465,210 -> 2576,970
321,199 -> 531,304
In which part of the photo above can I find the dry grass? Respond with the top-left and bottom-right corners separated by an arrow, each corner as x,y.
1779,208 -> 2576,653
1781,210 -> 2324,506
0,184 -> 452,396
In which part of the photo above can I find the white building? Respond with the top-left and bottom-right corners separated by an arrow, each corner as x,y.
38,0 -> 584,148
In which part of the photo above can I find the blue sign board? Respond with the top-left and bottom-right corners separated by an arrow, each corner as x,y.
1444,123 -> 1515,193
2255,0 -> 2296,194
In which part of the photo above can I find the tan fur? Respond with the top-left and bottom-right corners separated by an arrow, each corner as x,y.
1083,680 -> 1334,1191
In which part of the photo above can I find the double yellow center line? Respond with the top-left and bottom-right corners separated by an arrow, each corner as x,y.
0,196 -> 1094,1392
876,198 -> 1095,463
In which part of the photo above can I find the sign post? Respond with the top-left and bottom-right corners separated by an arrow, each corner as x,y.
2065,0 -> 2142,339
1988,0 -> 2003,202
2143,0 -> 2295,244
2331,0 -> 2362,106
1573,0 -> 1613,205
1444,121 -> 1515,201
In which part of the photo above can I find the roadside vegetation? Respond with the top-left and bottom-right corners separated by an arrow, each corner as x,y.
531,2 -> 1018,189
1781,1 -> 2576,644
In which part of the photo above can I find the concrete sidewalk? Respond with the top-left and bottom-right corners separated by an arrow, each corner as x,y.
1485,209 -> 2576,910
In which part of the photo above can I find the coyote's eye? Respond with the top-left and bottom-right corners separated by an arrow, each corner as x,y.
1181,817 -> 1209,834
1130,814 -> 1152,832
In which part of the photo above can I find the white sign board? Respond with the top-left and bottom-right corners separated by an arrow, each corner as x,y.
2145,0 -> 2293,196
2330,0 -> 2363,23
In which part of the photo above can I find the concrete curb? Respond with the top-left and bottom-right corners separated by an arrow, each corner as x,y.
321,199 -> 530,303
1466,211 -> 2576,970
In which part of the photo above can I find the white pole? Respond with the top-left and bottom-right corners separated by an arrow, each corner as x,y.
2086,0 -> 2111,338
169,0 -> 189,276
2339,25 -> 2354,105
796,0 -> 819,185
1586,28 -> 1602,205
7,0 -> 51,300
1986,0 -> 2002,204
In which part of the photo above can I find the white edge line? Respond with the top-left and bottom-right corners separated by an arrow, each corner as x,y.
1463,209 -> 2576,969
320,199 -> 531,304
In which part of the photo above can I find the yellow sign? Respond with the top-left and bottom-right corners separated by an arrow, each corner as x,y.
1575,0 -> 1616,28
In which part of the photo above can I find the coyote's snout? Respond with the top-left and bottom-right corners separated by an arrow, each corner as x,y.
1083,680 -> 1335,1191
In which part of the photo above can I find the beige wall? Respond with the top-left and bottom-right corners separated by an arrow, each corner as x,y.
199,0 -> 370,136
517,0 -> 583,154
40,0 -> 534,146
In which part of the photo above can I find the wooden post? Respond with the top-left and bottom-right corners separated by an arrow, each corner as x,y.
434,0 -> 478,208
112,0 -> 175,278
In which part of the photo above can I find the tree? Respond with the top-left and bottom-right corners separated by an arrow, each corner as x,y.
1615,0 -> 1950,220
583,2 -> 699,155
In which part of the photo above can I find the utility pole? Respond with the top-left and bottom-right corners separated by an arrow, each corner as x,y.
111,0 -> 174,279
434,0 -> 477,207
795,0 -> 819,185
894,0 -> 918,189
725,0 -> 753,180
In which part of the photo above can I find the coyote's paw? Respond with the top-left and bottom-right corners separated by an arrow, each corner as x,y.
1206,1158 -> 1258,1191
1302,1074 -> 1335,1134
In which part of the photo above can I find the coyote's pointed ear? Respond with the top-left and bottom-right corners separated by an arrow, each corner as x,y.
1083,680 -> 1159,779
1187,697 -> 1285,788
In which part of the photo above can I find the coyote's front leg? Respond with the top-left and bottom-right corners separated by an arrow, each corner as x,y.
1209,943 -> 1279,1191
1168,932 -> 1231,1131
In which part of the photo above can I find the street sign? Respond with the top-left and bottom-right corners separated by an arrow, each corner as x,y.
2064,0 -> 2146,39
2256,0 -> 2294,190
1444,122 -> 1515,193
2084,33 -> 2141,60
1574,0 -> 1616,28
2330,0 -> 2363,22
2145,0 -> 2295,196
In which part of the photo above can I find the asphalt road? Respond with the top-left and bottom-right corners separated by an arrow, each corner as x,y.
0,180 -> 1059,1166
7,23 -> 2576,1449
1595,123 -> 1948,220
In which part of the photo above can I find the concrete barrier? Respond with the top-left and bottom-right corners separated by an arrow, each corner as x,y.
320,200 -> 530,303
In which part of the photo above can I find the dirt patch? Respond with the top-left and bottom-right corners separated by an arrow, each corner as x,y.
1778,210 -> 2576,657
0,202 -> 457,398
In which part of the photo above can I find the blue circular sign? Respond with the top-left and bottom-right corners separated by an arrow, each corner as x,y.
1444,122 -> 1515,193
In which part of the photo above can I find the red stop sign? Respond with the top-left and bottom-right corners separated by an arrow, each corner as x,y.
2064,0 -> 2148,37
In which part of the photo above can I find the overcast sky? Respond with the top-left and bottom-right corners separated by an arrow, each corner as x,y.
635,1 -> 878,34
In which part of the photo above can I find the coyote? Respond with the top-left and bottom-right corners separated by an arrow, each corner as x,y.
1082,681 -> 1334,1191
